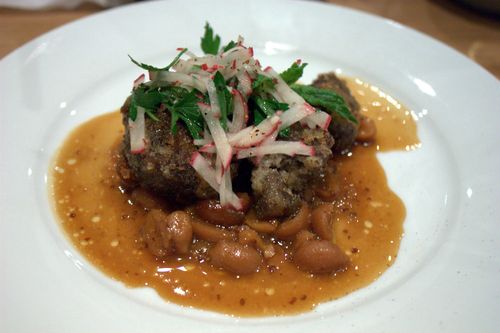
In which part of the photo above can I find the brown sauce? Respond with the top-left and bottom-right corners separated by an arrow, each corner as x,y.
50,77 -> 419,316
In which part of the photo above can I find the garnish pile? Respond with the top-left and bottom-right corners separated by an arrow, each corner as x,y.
127,23 -> 355,209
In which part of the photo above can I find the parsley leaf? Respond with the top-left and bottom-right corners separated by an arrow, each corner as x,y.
171,90 -> 204,139
252,96 -> 290,137
129,84 -> 205,138
213,71 -> 232,130
291,84 -> 358,124
128,84 -> 163,121
201,22 -> 221,55
252,74 -> 275,95
129,98 -> 138,121
222,40 -> 237,52
128,48 -> 187,72
280,62 -> 307,85
254,97 -> 288,118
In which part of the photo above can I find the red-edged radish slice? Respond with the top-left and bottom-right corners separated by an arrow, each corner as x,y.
236,141 -> 315,159
222,47 -> 252,67
227,89 -> 248,133
199,143 -> 216,154
129,106 -> 147,154
254,128 -> 279,165
189,152 -> 220,192
278,103 -> 316,130
219,167 -> 242,210
193,138 -> 212,146
151,72 -> 207,92
198,100 -> 233,170
133,73 -> 145,89
229,115 -> 281,148
263,67 -> 305,106
302,110 -> 332,130
236,70 -> 253,97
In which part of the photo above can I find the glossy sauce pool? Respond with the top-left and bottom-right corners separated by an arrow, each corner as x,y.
50,77 -> 419,316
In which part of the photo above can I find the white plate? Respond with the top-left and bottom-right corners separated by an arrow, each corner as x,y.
1,0 -> 499,332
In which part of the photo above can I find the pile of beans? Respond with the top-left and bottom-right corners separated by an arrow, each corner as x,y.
136,189 -> 349,275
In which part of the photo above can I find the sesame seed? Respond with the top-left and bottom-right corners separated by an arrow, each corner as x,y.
110,240 -> 119,247
363,229 -> 370,234
370,201 -> 383,208
55,166 -> 65,174
203,282 -> 210,287
91,215 -> 101,223
364,220 -> 373,228
66,159 -> 77,165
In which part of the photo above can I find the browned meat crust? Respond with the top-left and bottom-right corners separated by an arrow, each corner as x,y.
251,125 -> 334,219
312,73 -> 360,153
120,100 -> 217,204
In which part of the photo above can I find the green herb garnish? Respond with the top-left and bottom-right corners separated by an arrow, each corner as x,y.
291,84 -> 358,124
222,40 -> 237,52
128,84 -> 164,121
252,74 -> 276,95
201,22 -> 221,55
170,90 -> 204,139
128,48 -> 187,72
280,62 -> 307,85
252,96 -> 290,136
212,71 -> 234,130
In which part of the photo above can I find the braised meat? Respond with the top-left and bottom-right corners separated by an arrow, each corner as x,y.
120,72 -> 360,217
312,72 -> 360,153
251,124 -> 334,218
120,98 -> 217,204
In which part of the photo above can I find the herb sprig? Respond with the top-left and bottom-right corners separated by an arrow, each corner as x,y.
291,84 -> 358,124
201,22 -> 221,55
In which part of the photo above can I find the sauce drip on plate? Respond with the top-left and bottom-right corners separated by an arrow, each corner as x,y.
50,77 -> 419,316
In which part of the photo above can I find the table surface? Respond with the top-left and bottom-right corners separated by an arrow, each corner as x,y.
0,0 -> 499,78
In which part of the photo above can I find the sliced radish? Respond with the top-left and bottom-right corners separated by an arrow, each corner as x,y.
236,70 -> 253,97
264,67 -> 305,106
227,89 -> 248,133
219,167 -> 242,210
215,154 -> 223,185
229,115 -> 281,148
151,72 -> 207,92
133,73 -> 145,89
278,103 -> 316,130
222,47 -> 252,67
193,138 -> 212,146
129,106 -> 146,154
199,143 -> 216,154
189,152 -> 219,192
302,110 -> 332,130
254,128 -> 278,164
183,49 -> 197,58
198,100 -> 232,170
236,141 -> 315,159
